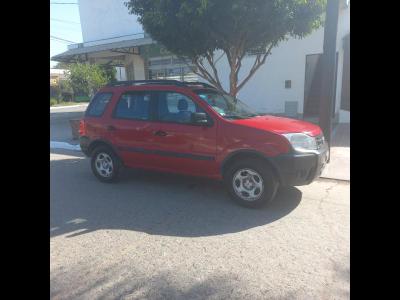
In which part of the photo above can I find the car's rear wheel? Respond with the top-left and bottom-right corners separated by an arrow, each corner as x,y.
91,146 -> 121,183
224,158 -> 279,208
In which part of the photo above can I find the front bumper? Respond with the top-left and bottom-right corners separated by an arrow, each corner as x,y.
270,146 -> 329,186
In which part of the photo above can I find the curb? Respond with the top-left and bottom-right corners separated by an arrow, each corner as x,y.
50,141 -> 81,151
50,104 -> 88,110
318,177 -> 350,183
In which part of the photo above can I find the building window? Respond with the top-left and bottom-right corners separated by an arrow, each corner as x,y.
247,45 -> 268,56
149,67 -> 198,81
148,56 -> 198,81
148,58 -> 172,66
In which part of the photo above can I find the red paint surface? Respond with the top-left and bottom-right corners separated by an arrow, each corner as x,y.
82,85 -> 323,179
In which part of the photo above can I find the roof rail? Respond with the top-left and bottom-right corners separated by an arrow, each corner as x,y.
106,79 -> 217,89
106,80 -> 186,87
182,81 -> 216,89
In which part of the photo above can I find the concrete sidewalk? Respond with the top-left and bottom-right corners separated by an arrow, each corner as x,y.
321,123 -> 350,181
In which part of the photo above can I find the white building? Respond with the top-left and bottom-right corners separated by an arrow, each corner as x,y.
52,0 -> 350,123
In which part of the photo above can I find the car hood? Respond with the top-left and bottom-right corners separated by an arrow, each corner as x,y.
231,115 -> 322,136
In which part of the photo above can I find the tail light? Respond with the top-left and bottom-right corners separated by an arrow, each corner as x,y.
79,119 -> 86,136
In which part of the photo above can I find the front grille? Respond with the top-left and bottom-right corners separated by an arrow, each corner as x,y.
315,135 -> 325,150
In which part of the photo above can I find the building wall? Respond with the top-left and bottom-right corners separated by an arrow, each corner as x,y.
78,0 -> 143,45
212,27 -> 324,115
133,55 -> 145,80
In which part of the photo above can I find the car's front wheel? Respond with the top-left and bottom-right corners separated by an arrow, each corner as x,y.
224,158 -> 279,208
91,146 -> 121,183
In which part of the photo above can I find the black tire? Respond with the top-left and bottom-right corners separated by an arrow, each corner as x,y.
91,146 -> 121,183
224,158 -> 279,208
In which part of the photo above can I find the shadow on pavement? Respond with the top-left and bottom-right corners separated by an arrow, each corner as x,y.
51,266 -> 248,300
50,154 -> 302,238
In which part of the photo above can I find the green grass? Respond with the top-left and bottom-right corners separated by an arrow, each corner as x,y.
75,95 -> 90,102
52,101 -> 85,107
50,98 -> 58,106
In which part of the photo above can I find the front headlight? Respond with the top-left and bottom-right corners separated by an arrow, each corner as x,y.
283,133 -> 318,152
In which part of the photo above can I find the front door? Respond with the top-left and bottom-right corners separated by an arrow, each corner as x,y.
153,91 -> 219,177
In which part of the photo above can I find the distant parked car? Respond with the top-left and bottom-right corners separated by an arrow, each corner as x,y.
79,80 -> 328,208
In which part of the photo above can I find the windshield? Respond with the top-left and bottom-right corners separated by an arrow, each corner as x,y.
195,90 -> 260,119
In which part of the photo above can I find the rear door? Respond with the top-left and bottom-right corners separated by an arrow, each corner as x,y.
106,90 -> 165,169
153,90 -> 219,177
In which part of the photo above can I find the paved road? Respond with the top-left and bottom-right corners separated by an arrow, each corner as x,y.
50,150 -> 350,300
50,104 -> 88,143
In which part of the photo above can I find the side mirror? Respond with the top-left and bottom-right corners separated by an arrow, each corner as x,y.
191,112 -> 209,125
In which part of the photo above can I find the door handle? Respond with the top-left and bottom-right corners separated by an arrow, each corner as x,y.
107,125 -> 117,131
154,130 -> 167,137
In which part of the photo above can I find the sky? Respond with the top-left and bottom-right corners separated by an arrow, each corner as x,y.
50,1 -> 83,68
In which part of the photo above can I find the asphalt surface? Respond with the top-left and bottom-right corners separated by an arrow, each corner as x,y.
50,150 -> 350,299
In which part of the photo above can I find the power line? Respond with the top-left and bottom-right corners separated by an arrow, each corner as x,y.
83,32 -> 145,44
50,35 -> 76,44
50,38 -> 72,44
50,39 -> 71,45
50,18 -> 80,25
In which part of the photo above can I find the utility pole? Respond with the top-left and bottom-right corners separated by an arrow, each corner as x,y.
319,0 -> 340,152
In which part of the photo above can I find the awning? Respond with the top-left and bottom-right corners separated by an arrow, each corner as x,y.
51,37 -> 154,62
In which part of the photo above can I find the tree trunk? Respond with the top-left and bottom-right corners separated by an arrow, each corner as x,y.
190,44 -> 274,99
229,68 -> 238,99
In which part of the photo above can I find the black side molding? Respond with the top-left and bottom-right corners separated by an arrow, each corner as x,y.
118,146 -> 215,161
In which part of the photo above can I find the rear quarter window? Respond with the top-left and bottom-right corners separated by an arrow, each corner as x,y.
85,92 -> 113,117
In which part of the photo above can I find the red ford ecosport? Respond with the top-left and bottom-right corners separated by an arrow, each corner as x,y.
80,80 -> 328,208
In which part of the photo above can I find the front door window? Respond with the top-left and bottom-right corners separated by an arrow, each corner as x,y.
157,92 -> 204,124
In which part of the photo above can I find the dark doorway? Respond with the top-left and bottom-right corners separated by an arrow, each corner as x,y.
303,52 -> 338,118
340,34 -> 350,111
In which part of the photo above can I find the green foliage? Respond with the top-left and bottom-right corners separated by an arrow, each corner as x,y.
66,63 -> 116,97
59,80 -> 72,92
75,95 -> 91,102
50,85 -> 61,99
50,98 -> 58,106
102,64 -> 118,83
127,0 -> 325,57
126,0 -> 326,96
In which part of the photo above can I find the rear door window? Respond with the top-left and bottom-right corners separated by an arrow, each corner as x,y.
86,92 -> 113,117
113,92 -> 152,121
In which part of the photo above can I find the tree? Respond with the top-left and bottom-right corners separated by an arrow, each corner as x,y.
126,0 -> 326,97
66,63 -> 116,97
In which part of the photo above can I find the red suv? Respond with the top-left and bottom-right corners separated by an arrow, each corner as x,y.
80,80 -> 328,208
